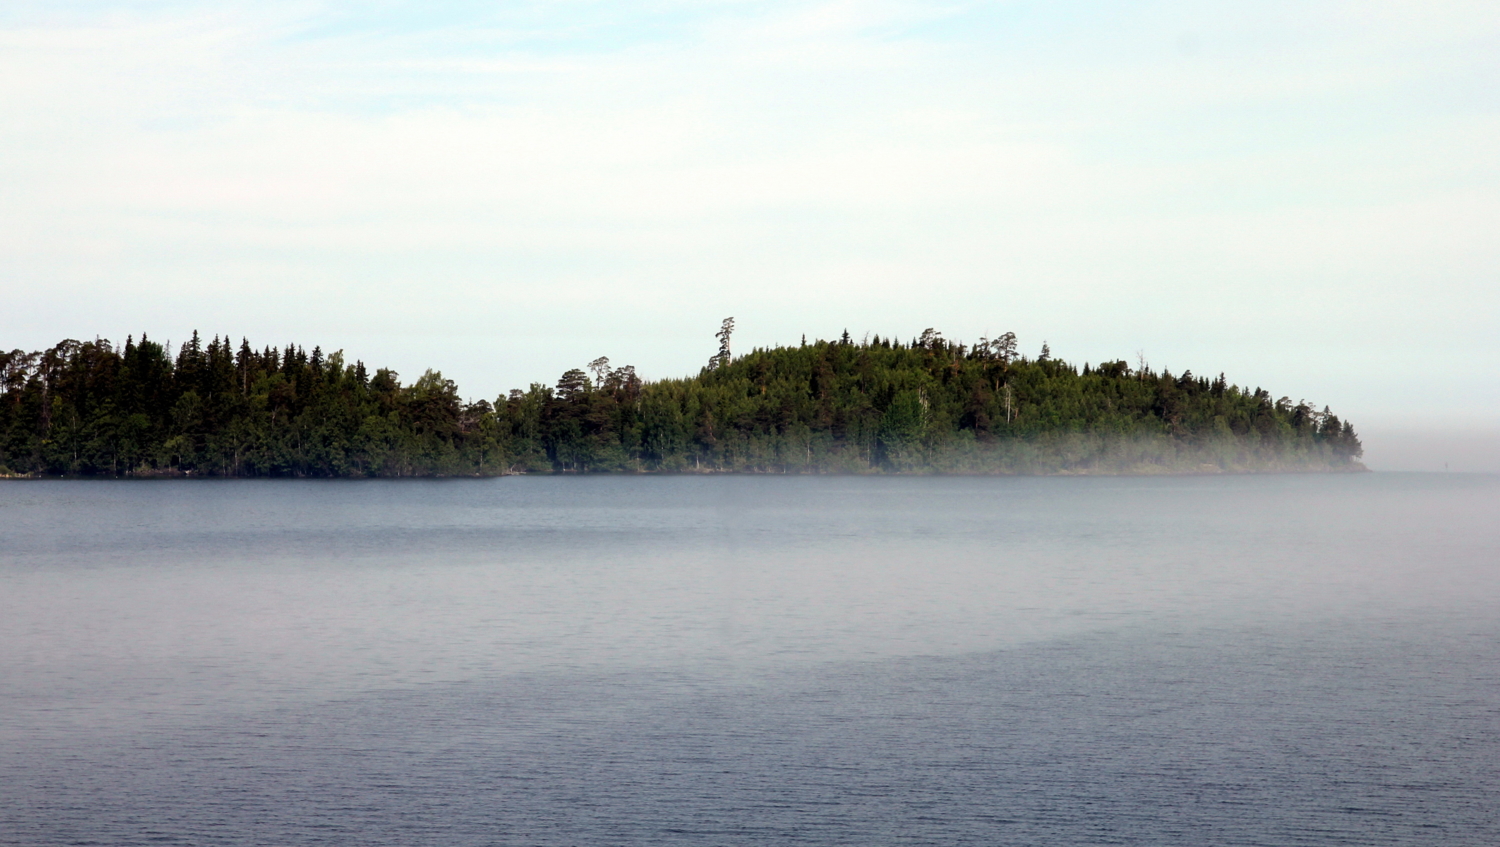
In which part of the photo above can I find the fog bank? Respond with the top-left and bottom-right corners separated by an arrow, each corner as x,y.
1360,429 -> 1500,473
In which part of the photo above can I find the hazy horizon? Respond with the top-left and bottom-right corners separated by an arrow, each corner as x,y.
3,1 -> 1497,468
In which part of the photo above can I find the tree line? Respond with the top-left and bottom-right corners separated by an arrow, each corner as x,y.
0,325 -> 1362,477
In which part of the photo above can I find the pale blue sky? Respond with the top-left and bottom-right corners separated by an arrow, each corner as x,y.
2,1 -> 1497,467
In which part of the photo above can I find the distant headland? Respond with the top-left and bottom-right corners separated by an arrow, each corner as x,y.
1,322 -> 1362,477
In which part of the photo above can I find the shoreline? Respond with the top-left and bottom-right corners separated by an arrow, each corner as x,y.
1,463 -> 1370,481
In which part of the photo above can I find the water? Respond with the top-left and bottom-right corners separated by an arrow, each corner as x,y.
2,473 -> 1497,845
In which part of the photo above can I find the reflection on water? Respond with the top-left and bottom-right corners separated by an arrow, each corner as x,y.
3,474 -> 1498,845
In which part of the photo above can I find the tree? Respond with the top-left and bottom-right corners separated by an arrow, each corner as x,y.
555,369 -> 590,402
976,332 -> 1017,364
713,317 -> 735,369
588,357 -> 611,385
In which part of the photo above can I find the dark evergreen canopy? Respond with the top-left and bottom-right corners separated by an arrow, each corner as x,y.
0,329 -> 1361,477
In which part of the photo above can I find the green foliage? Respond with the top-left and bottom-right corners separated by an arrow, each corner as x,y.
0,334 -> 497,477
0,329 -> 1364,477
487,330 -> 1362,474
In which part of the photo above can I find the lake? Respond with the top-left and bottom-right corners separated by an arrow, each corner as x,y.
2,473 -> 1497,845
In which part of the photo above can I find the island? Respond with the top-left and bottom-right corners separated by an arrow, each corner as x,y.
0,324 -> 1363,477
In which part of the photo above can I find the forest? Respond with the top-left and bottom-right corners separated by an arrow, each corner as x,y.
0,324 -> 1363,477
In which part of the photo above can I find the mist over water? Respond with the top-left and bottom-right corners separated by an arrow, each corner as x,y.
1361,429 -> 1500,473
3,474 -> 1498,845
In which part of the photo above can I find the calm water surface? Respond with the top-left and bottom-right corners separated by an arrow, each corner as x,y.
2,473 -> 1497,845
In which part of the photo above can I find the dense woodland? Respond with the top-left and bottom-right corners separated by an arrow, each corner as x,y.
1,325 -> 1362,477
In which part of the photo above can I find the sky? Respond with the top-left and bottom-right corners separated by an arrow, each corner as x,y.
2,1 -> 1497,469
